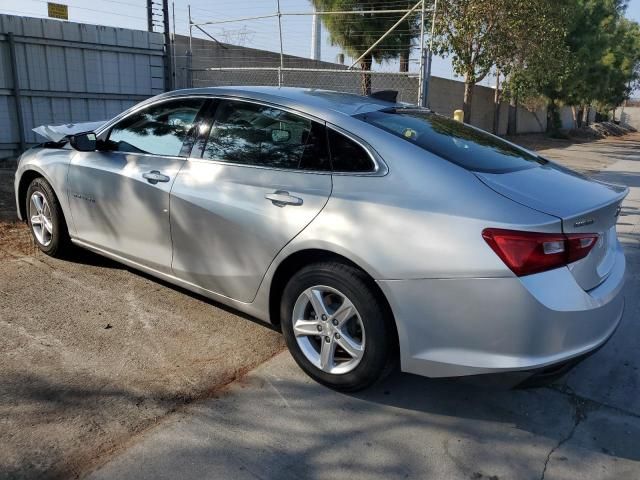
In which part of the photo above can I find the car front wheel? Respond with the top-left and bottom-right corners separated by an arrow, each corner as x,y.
26,177 -> 71,257
281,261 -> 396,392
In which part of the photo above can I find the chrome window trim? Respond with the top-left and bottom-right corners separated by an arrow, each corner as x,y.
184,156 -> 333,176
206,95 -> 327,124
95,94 -> 208,137
95,93 -> 388,176
197,96 -> 388,176
94,150 -> 188,161
193,95 -> 333,174
94,94 -> 207,160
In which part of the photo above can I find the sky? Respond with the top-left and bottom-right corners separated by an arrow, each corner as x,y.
1,0 -> 640,89
0,0 -> 464,82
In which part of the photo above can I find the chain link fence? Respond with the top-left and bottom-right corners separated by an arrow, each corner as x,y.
182,2 -> 427,104
191,67 -> 420,104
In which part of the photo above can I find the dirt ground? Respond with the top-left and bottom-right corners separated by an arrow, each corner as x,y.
0,132 -> 638,479
0,169 -> 18,223
0,169 -> 285,478
510,133 -> 630,173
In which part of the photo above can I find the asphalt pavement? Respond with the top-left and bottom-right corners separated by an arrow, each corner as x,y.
85,135 -> 640,480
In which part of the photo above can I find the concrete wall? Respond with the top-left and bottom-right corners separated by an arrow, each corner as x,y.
558,106 -> 597,130
0,14 -> 165,159
621,107 -> 640,130
428,77 -> 547,135
174,34 -> 347,90
182,34 -> 548,136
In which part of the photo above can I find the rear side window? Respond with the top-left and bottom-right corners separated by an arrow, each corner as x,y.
327,129 -> 375,172
108,98 -> 204,157
202,100 -> 331,171
356,109 -> 545,173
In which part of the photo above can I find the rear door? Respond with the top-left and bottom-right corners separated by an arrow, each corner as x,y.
170,99 -> 332,302
67,97 -> 206,274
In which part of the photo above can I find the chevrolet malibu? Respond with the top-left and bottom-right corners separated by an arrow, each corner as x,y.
15,86 -> 627,391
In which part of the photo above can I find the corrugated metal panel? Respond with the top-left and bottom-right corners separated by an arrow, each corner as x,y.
0,14 -> 166,159
0,96 -> 18,143
64,47 -> 85,91
0,41 -> 12,89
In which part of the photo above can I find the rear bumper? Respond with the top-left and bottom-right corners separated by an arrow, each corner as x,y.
377,242 -> 626,378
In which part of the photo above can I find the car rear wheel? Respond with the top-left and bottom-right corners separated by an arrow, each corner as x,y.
281,261 -> 396,392
26,177 -> 71,257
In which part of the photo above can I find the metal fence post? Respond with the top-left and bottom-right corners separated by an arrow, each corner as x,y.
162,0 -> 172,90
7,32 -> 26,153
418,0 -> 426,106
172,2 -> 177,89
276,0 -> 284,86
188,5 -> 193,88
147,0 -> 153,32
422,0 -> 438,108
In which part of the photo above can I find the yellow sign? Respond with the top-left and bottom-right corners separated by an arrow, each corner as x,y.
47,2 -> 68,20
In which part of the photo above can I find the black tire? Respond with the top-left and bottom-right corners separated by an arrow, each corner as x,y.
26,177 -> 72,257
280,261 -> 397,392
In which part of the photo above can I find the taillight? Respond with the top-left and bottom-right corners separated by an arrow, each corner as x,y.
482,228 -> 598,276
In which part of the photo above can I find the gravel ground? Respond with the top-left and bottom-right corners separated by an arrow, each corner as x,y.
1,132 -> 638,479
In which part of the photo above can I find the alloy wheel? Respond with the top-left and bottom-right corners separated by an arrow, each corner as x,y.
292,285 -> 365,375
29,191 -> 53,247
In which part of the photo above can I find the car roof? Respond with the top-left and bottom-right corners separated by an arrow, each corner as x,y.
156,86 -> 397,120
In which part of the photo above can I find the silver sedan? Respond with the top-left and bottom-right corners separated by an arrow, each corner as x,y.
14,87 -> 627,391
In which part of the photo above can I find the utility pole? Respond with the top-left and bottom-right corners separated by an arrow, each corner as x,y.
162,0 -> 172,90
147,0 -> 153,32
147,0 -> 173,91
310,5 -> 321,61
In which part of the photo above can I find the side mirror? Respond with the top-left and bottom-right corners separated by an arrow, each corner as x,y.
270,128 -> 291,143
69,132 -> 97,152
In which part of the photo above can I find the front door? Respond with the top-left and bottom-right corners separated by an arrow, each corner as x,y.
170,99 -> 333,302
67,97 -> 206,273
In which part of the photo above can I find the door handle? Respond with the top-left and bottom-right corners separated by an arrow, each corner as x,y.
265,190 -> 303,207
143,170 -> 170,184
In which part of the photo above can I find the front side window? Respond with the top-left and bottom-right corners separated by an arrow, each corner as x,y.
202,100 -> 330,171
356,108 -> 545,173
108,98 -> 204,157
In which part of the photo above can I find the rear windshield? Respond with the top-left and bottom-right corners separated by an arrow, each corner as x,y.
355,108 -> 545,173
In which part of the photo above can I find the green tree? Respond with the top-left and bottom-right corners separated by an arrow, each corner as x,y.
431,0 -> 570,124
594,18 -> 640,118
430,0 -> 505,122
536,0 -> 640,129
494,0 -> 571,134
311,0 -> 417,94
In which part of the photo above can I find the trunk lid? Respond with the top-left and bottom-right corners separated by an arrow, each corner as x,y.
476,162 -> 627,291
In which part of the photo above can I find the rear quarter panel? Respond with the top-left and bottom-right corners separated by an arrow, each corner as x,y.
292,132 -> 562,281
